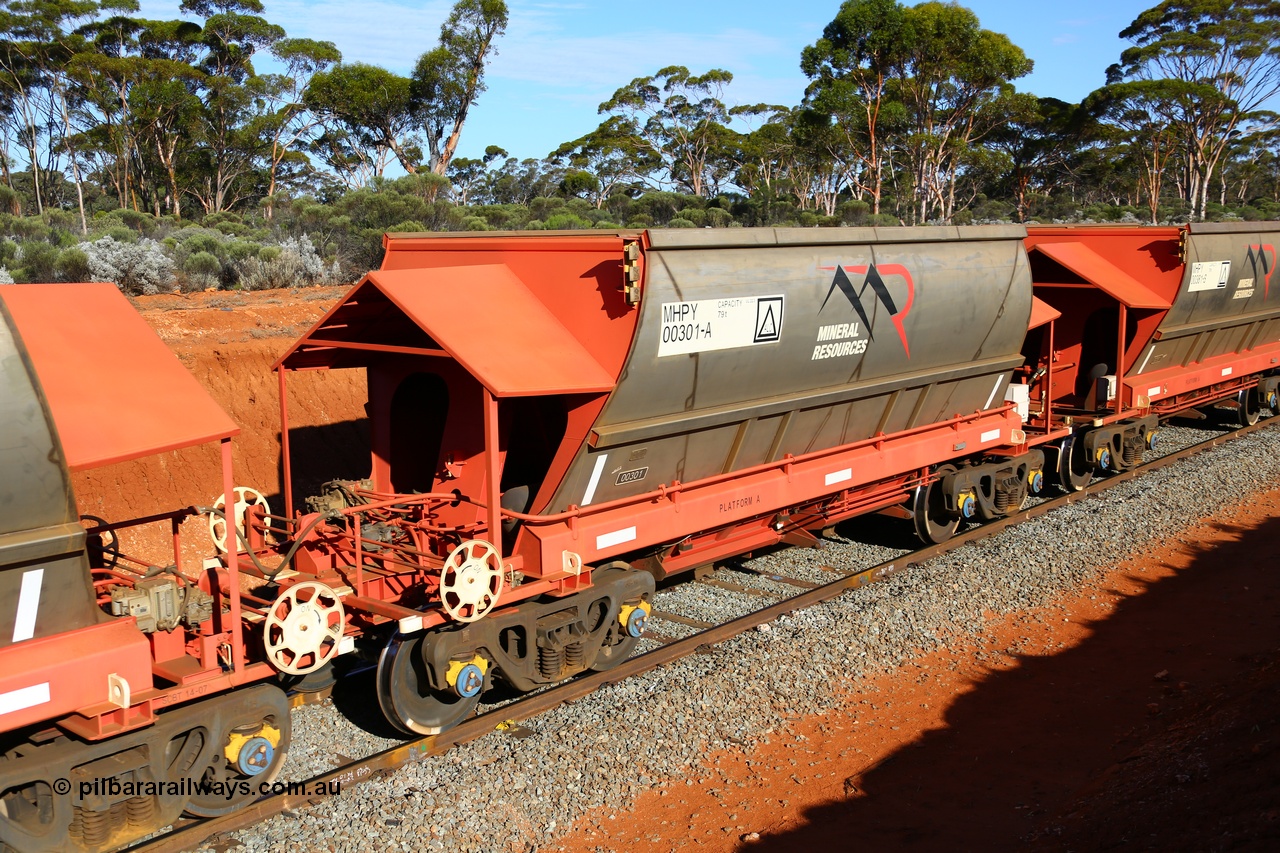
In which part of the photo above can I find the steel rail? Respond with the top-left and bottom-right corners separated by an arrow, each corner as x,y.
131,417 -> 1277,853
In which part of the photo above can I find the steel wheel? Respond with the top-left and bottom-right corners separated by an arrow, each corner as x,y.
178,702 -> 290,817
1054,435 -> 1092,492
589,565 -> 646,672
912,465 -> 960,545
1238,387 -> 1261,427
377,633 -> 479,736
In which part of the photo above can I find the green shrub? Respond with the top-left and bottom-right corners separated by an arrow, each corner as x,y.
56,247 -> 92,282
15,241 -> 59,282
544,212 -> 592,230
183,251 -> 222,276
666,217 -> 697,229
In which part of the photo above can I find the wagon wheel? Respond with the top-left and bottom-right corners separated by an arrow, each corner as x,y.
1052,435 -> 1093,492
912,465 -> 960,545
376,632 -> 479,736
168,690 -> 291,818
591,564 -> 649,672
1238,387 -> 1261,427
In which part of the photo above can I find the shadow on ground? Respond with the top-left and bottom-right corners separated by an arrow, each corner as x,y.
749,515 -> 1280,852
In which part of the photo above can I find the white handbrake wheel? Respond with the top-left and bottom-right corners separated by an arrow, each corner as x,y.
208,486 -> 270,553
440,539 -> 504,623
263,581 -> 345,675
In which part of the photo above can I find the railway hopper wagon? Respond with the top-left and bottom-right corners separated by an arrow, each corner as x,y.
262,226 -> 1047,734
1021,222 -> 1280,490
0,286 -> 290,853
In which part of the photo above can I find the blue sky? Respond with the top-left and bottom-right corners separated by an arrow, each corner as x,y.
135,0 -> 1158,163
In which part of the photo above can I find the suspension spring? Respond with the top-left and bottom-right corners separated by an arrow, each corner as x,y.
126,794 -> 154,827
564,642 -> 585,669
538,645 -> 563,679
994,488 -> 1012,512
78,807 -> 108,848
1123,440 -> 1139,466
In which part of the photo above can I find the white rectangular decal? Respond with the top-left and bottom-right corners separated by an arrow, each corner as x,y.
980,429 -> 1002,444
12,569 -> 43,643
824,468 -> 852,486
0,682 -> 50,716
657,295 -> 784,357
582,454 -> 608,506
596,527 -> 637,550
1222,367 -> 1233,376
1147,385 -> 1162,397
1188,261 -> 1230,292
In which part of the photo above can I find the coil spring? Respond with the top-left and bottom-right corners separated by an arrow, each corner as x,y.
77,807 -> 108,848
1123,440 -> 1139,466
538,645 -> 563,679
126,795 -> 154,827
994,488 -> 1012,512
564,642 -> 585,669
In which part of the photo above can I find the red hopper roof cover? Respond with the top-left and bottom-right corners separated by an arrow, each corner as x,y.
0,283 -> 238,470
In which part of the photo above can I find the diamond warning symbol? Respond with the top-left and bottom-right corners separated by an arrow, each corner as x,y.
754,296 -> 784,343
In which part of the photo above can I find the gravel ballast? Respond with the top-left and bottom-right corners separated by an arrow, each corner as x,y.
200,420 -> 1280,853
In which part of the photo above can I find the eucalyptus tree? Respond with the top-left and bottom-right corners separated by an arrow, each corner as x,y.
986,95 -> 1080,222
549,116 -> 661,207
178,0 -> 285,213
72,12 -> 203,217
891,1 -> 1033,223
411,0 -> 508,176
253,37 -> 341,218
305,63 -> 419,184
1085,81 -> 1184,222
599,65 -> 734,198
0,0 -> 107,217
1107,0 -> 1280,221
800,0 -> 908,215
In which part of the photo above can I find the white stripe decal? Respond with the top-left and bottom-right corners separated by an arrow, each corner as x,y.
1137,348 -> 1154,374
983,377 -> 1003,410
1222,367 -> 1233,377
0,682 -> 50,716
825,468 -> 852,486
980,428 -> 1002,444
13,569 -> 43,643
596,527 -> 637,550
582,454 -> 608,506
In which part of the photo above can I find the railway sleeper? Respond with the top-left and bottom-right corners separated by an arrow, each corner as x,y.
416,565 -> 655,696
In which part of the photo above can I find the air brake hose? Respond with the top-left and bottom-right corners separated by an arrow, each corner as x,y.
197,506 -> 339,580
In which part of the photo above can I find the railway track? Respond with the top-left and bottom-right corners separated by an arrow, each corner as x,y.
132,416 -> 1277,853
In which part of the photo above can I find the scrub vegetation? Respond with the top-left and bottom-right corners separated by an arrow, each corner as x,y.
0,0 -> 1277,291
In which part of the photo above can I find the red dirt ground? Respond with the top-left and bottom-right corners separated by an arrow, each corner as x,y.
70,288 -> 1280,851
554,489 -> 1280,853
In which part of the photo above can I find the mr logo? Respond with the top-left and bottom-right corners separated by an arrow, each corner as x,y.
818,263 -> 916,357
1246,244 -> 1276,298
